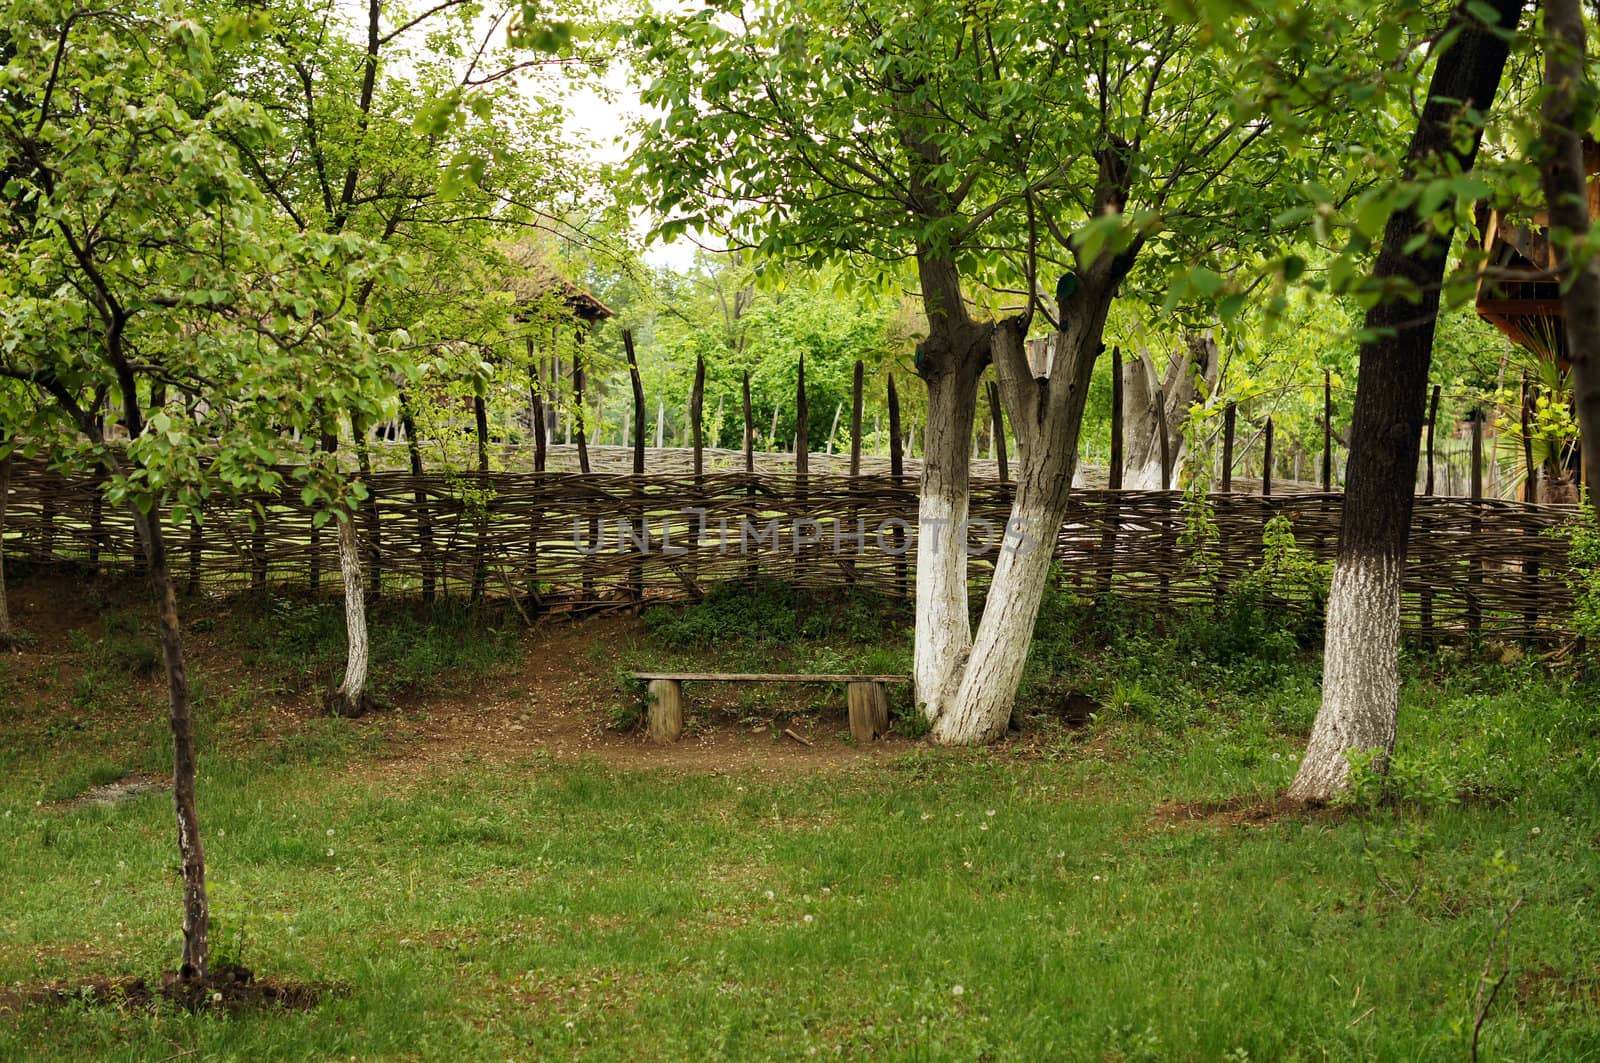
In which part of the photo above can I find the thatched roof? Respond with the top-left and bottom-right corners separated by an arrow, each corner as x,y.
498,241 -> 615,325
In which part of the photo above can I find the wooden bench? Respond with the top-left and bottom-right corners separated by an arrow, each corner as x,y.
631,673 -> 910,745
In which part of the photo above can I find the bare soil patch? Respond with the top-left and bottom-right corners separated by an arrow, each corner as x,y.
0,963 -> 330,1015
1151,793 -> 1347,829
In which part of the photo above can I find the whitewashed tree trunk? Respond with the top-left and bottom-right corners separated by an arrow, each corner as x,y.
929,315 -> 1104,743
1289,0 -> 1519,801
333,514 -> 370,716
914,369 -> 978,720
934,487 -> 1069,744
1287,557 -> 1401,798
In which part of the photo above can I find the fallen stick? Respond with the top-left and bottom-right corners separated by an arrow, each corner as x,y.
782,727 -> 814,747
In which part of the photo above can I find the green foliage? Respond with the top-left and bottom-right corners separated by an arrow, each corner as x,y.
643,578 -> 908,650
1556,506 -> 1600,643
1239,514 -> 1331,617
235,596 -> 520,701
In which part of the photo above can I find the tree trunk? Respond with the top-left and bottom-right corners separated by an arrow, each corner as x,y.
1290,0 -> 1522,802
332,512 -> 370,716
931,317 -> 1105,743
932,457 -> 1072,743
913,356 -> 981,720
1120,333 -> 1218,489
129,503 -> 208,980
1541,0 -> 1600,505
0,448 -> 12,646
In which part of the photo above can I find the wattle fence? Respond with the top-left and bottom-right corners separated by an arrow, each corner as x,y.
0,458 -> 1583,641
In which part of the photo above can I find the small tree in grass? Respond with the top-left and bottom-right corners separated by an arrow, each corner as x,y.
0,3 -> 403,979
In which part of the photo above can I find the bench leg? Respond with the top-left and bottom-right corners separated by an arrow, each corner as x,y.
848,681 -> 888,743
648,679 -> 684,744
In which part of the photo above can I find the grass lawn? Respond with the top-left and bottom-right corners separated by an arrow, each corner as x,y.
0,574 -> 1597,1061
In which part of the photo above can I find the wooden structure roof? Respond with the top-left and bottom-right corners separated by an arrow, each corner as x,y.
499,240 -> 615,325
1474,143 -> 1600,365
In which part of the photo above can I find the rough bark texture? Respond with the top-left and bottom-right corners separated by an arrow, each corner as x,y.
1290,0 -> 1521,802
1541,0 -> 1600,504
333,514 -> 371,717
1120,334 -> 1218,490
1294,556 -> 1402,796
913,365 -> 980,718
931,301 -> 1111,743
130,504 -> 208,980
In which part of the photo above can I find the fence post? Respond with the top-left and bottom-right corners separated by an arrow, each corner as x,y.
1155,386 -> 1172,491
1469,406 -> 1483,635
573,345 -> 591,476
795,354 -> 809,478
1520,374 -> 1540,636
189,511 -> 203,596
1098,347 -> 1123,601
528,348 -> 553,611
888,374 -> 907,601
38,486 -> 56,563
1109,346 -> 1124,490
1420,384 -> 1440,643
850,360 -> 865,477
988,379 -> 1008,485
690,356 -> 705,478
1520,372 -> 1537,503
1221,402 -> 1235,492
88,470 -> 104,572
250,509 -> 267,594
1425,384 -> 1439,496
1262,418 -> 1274,498
1323,369 -> 1333,492
399,392 -> 437,603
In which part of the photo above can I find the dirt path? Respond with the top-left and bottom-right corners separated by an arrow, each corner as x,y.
2,573 -> 918,786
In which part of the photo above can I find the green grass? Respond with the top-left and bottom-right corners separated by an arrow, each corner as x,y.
0,581 -> 1598,1060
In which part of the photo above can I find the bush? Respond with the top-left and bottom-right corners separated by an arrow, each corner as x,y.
643,578 -> 907,649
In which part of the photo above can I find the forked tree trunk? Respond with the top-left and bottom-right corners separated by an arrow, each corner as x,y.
333,512 -> 370,716
912,132 -> 1133,739
1121,333 -> 1219,490
931,302 -> 1112,743
129,503 -> 208,980
934,448 -> 1074,742
1541,0 -> 1600,505
1290,0 -> 1522,802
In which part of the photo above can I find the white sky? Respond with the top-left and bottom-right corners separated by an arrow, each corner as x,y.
559,57 -> 703,271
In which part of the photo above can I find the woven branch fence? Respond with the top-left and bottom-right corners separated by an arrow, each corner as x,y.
3,457 -> 1584,641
